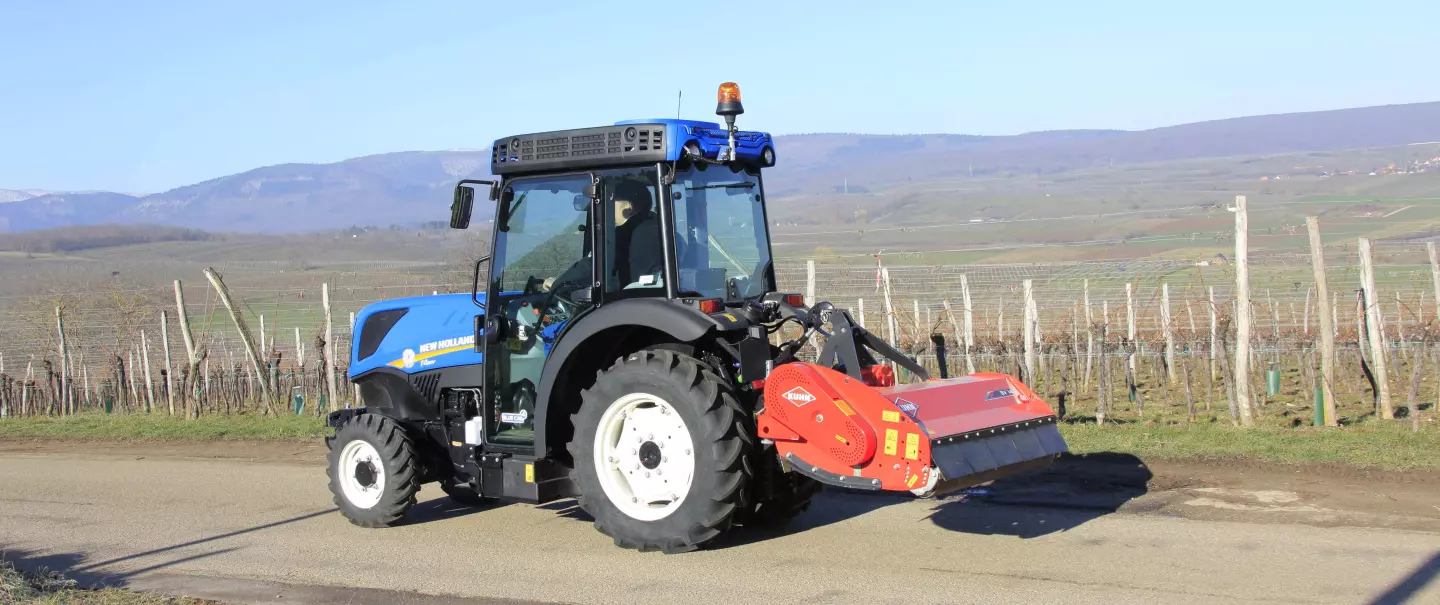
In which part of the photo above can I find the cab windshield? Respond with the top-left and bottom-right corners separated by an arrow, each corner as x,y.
671,163 -> 773,301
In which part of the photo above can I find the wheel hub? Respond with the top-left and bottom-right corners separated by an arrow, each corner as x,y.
638,442 -> 662,469
353,460 -> 378,488
594,393 -> 697,521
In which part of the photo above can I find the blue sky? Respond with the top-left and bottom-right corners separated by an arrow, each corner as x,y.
2,0 -> 1436,194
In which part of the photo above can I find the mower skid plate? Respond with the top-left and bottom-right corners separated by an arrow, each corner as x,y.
757,364 -> 1066,497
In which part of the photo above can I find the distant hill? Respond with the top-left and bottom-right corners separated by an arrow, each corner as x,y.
761,102 -> 1440,196
0,191 -> 142,232
3,101 -> 1439,233
0,151 -> 491,233
0,188 -> 56,203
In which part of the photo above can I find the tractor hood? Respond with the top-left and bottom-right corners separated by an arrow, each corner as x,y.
349,293 -> 484,378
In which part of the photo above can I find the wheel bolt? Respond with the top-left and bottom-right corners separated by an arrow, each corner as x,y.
644,472 -> 651,478
662,456 -> 668,463
631,497 -> 638,503
655,469 -> 662,476
685,449 -> 691,455
631,448 -> 637,455
647,433 -> 654,440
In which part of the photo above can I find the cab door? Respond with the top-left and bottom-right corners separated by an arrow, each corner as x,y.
483,173 -> 596,447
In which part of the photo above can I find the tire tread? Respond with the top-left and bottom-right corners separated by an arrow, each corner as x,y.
567,349 -> 753,554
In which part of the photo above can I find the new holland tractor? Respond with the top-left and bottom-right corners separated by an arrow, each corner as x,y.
324,82 -> 1067,553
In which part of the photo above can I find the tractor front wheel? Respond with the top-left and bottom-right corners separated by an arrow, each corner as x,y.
326,413 -> 420,527
569,350 -> 754,553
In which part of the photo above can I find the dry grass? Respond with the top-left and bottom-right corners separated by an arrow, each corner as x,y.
0,559 -> 216,605
0,413 -> 330,441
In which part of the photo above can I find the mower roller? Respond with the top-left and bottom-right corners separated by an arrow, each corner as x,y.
322,81 -> 1066,553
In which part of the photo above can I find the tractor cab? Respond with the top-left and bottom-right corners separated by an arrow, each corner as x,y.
446,85 -> 779,451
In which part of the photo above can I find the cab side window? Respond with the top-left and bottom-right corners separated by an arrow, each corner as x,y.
601,169 -> 665,297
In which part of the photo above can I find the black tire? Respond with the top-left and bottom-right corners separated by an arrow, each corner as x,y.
326,413 -> 420,528
441,480 -> 495,507
744,458 -> 822,528
568,350 -> 754,554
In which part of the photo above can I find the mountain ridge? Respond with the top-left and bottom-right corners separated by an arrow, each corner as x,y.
4,100 -> 1439,233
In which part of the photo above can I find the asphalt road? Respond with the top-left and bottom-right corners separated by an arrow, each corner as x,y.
1,450 -> 1438,605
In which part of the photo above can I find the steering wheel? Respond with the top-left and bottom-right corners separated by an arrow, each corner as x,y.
535,277 -> 584,326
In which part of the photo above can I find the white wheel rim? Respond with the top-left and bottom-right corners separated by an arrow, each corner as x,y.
593,392 -> 696,521
338,439 -> 385,509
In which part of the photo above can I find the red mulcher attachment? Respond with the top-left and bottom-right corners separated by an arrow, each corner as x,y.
756,302 -> 1067,497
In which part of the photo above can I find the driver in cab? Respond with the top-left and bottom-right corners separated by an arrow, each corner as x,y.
544,179 -> 662,294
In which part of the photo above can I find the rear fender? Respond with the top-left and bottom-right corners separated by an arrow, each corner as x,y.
532,298 -> 725,459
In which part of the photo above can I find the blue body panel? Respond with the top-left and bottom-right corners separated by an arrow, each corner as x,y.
349,293 -> 485,378
613,118 -> 774,166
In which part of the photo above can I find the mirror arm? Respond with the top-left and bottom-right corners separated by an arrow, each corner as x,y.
457,179 -> 499,200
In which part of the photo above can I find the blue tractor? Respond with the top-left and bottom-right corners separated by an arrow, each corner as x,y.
324,82 -> 1066,553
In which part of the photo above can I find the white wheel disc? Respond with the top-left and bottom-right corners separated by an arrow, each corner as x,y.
338,439 -> 385,509
593,392 -> 696,521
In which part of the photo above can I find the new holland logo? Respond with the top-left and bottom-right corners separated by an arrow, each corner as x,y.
782,386 -> 817,407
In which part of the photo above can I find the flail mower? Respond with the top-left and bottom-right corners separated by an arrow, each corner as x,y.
324,82 -> 1067,553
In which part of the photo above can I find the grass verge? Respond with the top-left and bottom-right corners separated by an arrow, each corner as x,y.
1061,420 -> 1440,470
0,413 -> 329,441
3,413 -> 1438,470
0,558 -> 216,605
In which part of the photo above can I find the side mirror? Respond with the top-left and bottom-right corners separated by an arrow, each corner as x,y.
451,179 -> 499,230
573,194 -> 590,212
451,186 -> 475,229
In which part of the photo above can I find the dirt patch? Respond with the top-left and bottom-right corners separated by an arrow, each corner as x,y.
1144,457 -> 1440,530
959,452 -> 1440,533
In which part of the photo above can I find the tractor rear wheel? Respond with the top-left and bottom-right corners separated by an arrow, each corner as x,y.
326,413 -> 420,527
568,350 -> 754,554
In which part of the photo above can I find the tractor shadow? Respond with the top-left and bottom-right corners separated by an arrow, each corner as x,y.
925,452 -> 1153,538
0,510 -> 338,592
405,495 -> 510,524
535,453 -> 1151,549
1368,551 -> 1440,605
731,452 -> 1149,547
